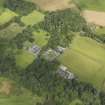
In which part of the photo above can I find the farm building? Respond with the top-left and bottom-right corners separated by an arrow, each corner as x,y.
28,45 -> 41,55
55,46 -> 66,54
42,49 -> 60,61
57,65 -> 75,80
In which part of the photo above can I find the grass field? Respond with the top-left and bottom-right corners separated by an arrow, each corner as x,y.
21,10 -> 44,26
74,0 -> 105,11
16,50 -> 36,69
32,29 -> 50,47
0,23 -> 23,40
59,35 -> 105,89
0,9 -> 17,25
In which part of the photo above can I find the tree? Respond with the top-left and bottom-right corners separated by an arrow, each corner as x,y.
40,9 -> 88,48
4,0 -> 38,15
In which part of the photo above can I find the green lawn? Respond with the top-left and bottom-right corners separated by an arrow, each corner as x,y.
59,35 -> 105,89
0,9 -> 18,25
16,50 -> 36,69
74,0 -> 105,11
21,10 -> 44,26
32,29 -> 50,47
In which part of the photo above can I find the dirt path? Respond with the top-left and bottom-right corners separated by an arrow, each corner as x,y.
83,10 -> 105,26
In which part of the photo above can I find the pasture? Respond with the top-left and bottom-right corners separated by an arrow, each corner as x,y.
0,9 -> 17,25
21,10 -> 44,26
59,35 -> 105,89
